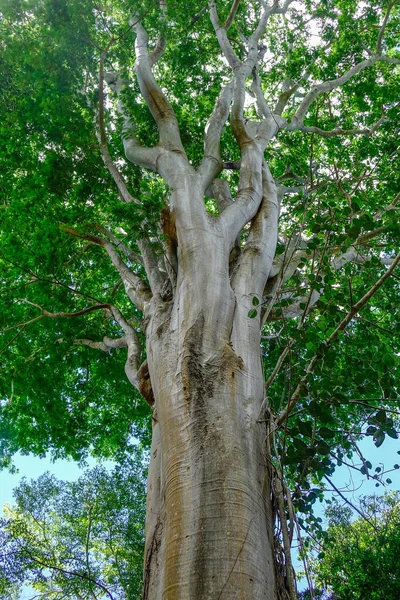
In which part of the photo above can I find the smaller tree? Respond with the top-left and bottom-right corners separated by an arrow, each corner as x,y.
0,450 -> 146,600
301,492 -> 400,600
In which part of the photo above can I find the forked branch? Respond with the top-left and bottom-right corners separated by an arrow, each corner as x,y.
290,52 -> 398,131
199,82 -> 234,187
131,14 -> 186,155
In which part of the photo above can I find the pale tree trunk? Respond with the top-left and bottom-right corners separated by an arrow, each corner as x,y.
141,197 -> 278,598
144,318 -> 276,598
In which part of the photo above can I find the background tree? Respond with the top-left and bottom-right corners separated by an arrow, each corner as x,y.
1,0 -> 399,598
299,493 -> 400,600
0,451 -> 146,600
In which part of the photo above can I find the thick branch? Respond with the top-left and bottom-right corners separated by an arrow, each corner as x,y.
104,71 -> 160,171
98,50 -> 142,202
198,82 -> 233,187
221,117 -> 280,242
209,1 -> 241,70
231,162 -> 279,312
131,15 -> 186,155
206,178 -> 234,212
137,238 -> 168,296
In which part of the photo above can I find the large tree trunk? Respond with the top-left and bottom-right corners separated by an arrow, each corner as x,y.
141,207 -> 278,599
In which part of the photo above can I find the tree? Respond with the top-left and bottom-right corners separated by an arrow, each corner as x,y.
0,452 -> 146,599
1,0 -> 399,598
300,493 -> 400,599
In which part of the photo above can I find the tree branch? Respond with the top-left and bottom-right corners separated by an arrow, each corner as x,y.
21,299 -> 112,320
20,551 -> 116,600
206,178 -> 234,212
290,54 -> 396,129
277,251 -> 400,425
209,1 -> 241,70
73,303 -> 152,404
293,113 -> 387,138
324,475 -> 379,530
232,161 -> 279,291
198,82 -> 234,187
131,13 -> 186,155
103,71 -> 161,172
92,225 -> 143,265
149,1 -> 167,65
61,226 -> 152,311
98,49 -> 142,203
376,0 -> 397,55
224,0 -> 241,31
74,332 -> 153,407
251,72 -> 274,120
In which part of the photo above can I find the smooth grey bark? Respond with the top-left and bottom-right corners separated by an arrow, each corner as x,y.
142,226 -> 277,599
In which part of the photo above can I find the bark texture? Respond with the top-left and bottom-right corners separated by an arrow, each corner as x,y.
143,258 -> 277,599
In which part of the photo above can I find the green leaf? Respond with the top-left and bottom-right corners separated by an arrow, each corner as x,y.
386,428 -> 399,439
382,353 -> 396,367
374,410 -> 388,425
318,427 -> 335,439
248,309 -> 258,319
298,420 -> 313,437
252,296 -> 259,306
317,441 -> 331,456
374,431 -> 385,448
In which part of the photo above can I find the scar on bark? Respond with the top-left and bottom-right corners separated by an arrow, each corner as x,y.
181,315 -> 245,408
137,360 -> 154,407
220,343 -> 245,381
142,515 -> 163,600
160,206 -> 178,272
181,313 -> 214,405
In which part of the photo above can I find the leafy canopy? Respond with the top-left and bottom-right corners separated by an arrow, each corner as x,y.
300,493 -> 400,600
0,449 -> 147,599
0,0 -> 399,533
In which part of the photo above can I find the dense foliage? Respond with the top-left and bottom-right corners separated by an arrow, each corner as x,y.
0,450 -> 146,599
300,493 -> 400,599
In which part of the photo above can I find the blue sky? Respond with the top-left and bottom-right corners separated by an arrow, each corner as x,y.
1,435 -> 399,597
2,435 -> 398,511
0,454 -> 113,510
